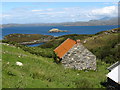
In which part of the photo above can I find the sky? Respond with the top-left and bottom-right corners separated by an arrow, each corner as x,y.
1,2 -> 118,24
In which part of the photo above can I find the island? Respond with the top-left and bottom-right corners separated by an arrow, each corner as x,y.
48,28 -> 68,33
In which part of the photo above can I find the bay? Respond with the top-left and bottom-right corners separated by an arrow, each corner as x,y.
26,42 -> 45,47
2,25 -> 118,47
2,25 -> 118,39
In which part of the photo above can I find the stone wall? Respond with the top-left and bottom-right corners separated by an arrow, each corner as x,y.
61,43 -> 96,70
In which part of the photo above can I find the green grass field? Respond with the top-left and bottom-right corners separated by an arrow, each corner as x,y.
2,44 -> 110,88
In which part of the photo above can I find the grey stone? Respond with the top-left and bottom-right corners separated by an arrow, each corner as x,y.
61,43 -> 96,70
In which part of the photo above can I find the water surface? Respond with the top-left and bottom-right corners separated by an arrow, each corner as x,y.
2,25 -> 118,39
26,42 -> 45,47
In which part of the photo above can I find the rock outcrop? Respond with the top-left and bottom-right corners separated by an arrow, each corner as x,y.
48,28 -> 68,33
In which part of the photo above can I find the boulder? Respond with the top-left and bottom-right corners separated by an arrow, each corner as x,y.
16,61 -> 23,66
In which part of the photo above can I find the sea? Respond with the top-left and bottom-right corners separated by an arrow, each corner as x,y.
2,25 -> 118,47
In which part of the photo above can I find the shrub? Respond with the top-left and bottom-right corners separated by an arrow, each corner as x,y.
40,42 -> 54,48
91,41 -> 120,63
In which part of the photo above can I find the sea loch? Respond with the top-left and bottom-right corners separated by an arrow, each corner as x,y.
2,25 -> 118,39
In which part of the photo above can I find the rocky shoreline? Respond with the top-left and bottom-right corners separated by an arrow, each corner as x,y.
20,40 -> 48,45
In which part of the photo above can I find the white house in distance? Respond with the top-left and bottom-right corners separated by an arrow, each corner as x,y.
106,61 -> 120,89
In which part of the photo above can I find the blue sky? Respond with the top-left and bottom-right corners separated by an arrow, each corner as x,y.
1,2 -> 118,24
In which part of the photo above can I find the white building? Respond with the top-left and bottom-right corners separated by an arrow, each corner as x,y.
106,61 -> 120,89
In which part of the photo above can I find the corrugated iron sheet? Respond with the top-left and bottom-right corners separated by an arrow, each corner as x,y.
54,38 -> 76,58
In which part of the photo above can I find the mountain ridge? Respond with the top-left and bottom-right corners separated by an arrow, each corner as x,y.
1,17 -> 118,28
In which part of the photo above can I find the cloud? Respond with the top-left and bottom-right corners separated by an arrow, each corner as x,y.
2,14 -> 11,18
91,6 -> 117,17
46,8 -> 53,11
31,8 -> 54,12
62,6 -> 118,21
31,9 -> 43,12
2,5 -> 118,24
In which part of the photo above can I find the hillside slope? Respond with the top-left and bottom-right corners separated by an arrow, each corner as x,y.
4,34 -> 54,45
2,44 -> 109,88
39,28 -> 120,63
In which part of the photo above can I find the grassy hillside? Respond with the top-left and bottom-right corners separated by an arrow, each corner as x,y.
2,44 -> 109,88
81,28 -> 120,63
39,28 -> 120,63
2,28 -> 120,88
4,34 -> 54,44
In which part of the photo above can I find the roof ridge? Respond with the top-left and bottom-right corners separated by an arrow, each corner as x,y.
107,61 -> 120,70
54,38 -> 76,51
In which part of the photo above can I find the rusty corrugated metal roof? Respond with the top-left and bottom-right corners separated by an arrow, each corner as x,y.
54,38 -> 76,58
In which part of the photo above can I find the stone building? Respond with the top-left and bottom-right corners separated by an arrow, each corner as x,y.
54,38 -> 96,70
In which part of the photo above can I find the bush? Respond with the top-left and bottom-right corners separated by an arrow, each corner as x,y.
91,40 -> 120,63
40,42 -> 54,48
40,38 -> 65,49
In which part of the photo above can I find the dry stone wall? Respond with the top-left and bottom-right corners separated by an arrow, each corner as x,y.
61,43 -> 96,70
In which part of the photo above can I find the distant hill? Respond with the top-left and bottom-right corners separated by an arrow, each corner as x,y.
99,16 -> 112,21
2,17 -> 118,28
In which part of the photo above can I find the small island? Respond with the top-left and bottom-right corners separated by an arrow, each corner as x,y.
48,28 -> 68,33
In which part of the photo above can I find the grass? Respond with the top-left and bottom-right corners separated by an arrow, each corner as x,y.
4,34 -> 54,43
2,44 -> 110,88
81,32 -> 120,63
82,33 -> 119,50
2,28 -> 120,88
